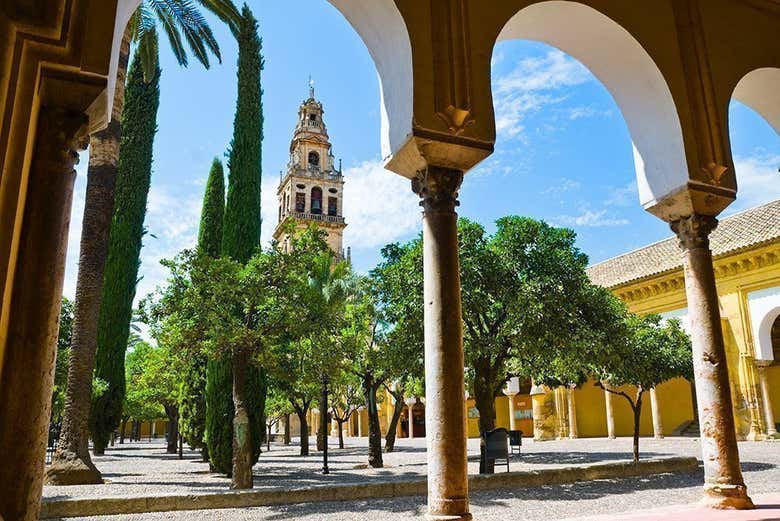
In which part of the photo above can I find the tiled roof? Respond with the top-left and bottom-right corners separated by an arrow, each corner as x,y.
587,199 -> 780,289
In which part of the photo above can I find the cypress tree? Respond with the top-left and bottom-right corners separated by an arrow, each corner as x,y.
180,158 -> 225,459
206,4 -> 266,475
90,53 -> 161,454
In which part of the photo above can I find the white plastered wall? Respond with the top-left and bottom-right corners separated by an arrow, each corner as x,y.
747,286 -> 780,362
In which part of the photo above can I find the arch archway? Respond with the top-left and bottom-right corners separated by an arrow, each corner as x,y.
496,1 -> 687,211
732,68 -> 780,136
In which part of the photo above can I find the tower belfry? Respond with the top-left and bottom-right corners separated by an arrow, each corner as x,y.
273,83 -> 346,257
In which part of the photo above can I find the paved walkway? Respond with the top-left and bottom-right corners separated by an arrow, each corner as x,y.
43,437 -> 780,520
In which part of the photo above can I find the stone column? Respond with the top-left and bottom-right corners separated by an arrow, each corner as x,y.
650,388 -> 664,439
671,215 -> 753,509
406,397 -> 417,438
757,363 -> 777,436
357,407 -> 365,437
414,167 -> 471,521
506,393 -> 518,431
568,386 -> 579,439
0,107 -> 85,521
603,384 -> 616,439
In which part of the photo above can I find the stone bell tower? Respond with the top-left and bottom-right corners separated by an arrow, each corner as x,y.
273,80 -> 347,258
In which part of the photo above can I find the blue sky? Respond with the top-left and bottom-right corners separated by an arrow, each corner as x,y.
64,0 -> 780,304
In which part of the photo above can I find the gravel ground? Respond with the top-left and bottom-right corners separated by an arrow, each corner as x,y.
45,437 -> 780,520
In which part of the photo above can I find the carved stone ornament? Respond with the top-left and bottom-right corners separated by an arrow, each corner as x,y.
412,166 -> 464,212
700,162 -> 728,186
670,214 -> 718,251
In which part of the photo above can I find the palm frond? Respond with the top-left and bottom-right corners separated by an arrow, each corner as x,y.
194,0 -> 240,33
148,0 -> 190,68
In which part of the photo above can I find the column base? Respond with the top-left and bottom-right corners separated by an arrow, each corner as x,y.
701,484 -> 755,510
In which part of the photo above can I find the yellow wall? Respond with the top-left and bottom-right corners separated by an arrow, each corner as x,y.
575,382 -> 607,438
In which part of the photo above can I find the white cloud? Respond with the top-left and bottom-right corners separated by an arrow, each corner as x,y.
342,159 -> 420,248
553,209 -> 629,228
541,178 -> 581,195
728,153 -> 780,213
493,50 -> 592,142
604,181 -> 638,207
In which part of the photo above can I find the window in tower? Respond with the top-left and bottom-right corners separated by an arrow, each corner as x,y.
328,197 -> 338,216
311,187 -> 323,214
309,113 -> 317,123
308,151 -> 319,169
295,192 -> 305,212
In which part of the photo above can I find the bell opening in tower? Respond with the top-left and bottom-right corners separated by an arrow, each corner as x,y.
311,187 -> 323,215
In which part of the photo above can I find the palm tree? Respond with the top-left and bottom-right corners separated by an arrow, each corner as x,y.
307,252 -> 351,472
46,0 -> 240,486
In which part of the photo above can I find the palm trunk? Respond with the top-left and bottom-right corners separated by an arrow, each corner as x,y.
45,25 -> 130,486
363,375 -> 383,468
164,404 -> 179,454
384,391 -> 404,453
231,348 -> 253,489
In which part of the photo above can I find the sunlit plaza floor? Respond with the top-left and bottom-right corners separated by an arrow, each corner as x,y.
43,436 -> 780,520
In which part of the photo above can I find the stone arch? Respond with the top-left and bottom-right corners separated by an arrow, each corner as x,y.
325,0 -> 413,161
731,68 -> 780,136
757,307 -> 780,363
496,1 -> 688,211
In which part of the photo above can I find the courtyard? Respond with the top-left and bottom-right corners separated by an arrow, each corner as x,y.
43,437 -> 780,520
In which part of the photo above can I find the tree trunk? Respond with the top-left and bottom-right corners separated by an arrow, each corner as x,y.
474,383 -> 497,435
296,409 -> 309,456
119,419 -> 127,444
320,379 -> 329,474
231,348 -> 253,489
336,418 -> 345,449
283,413 -> 291,445
363,376 -> 383,468
178,434 -> 183,459
44,25 -> 131,487
633,390 -> 644,463
164,404 -> 179,454
384,391 -> 404,453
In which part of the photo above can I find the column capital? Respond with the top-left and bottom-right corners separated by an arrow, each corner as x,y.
412,165 -> 464,213
670,214 -> 718,251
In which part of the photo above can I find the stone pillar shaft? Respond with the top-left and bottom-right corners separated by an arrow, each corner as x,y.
507,395 -> 518,431
650,388 -> 664,439
415,166 -> 471,521
568,386 -> 578,439
757,365 -> 777,436
671,215 -> 753,509
604,385 -> 616,440
0,107 -> 84,521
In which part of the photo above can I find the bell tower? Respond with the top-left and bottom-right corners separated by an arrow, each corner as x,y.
273,80 -> 347,257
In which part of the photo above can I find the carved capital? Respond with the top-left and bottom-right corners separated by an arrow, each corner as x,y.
412,166 -> 463,213
34,107 -> 88,173
670,214 -> 718,251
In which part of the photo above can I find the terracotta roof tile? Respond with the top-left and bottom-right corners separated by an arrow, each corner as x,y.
587,199 -> 780,288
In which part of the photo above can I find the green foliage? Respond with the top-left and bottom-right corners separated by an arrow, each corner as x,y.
128,0 -> 240,82
179,157 -> 225,454
90,54 -> 160,453
125,343 -> 166,422
51,298 -> 74,422
198,158 -> 225,258
373,217 -> 623,432
208,4 -> 265,474
221,5 -> 263,263
592,314 -> 693,390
